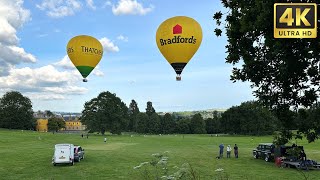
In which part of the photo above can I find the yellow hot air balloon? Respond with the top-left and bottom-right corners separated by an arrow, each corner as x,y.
67,35 -> 103,82
156,16 -> 202,81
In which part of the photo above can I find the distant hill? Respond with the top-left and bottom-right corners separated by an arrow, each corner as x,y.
158,109 -> 226,119
47,109 -> 226,120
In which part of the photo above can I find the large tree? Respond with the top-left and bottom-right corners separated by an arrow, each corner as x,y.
146,101 -> 155,116
48,117 -> 65,132
81,91 -> 128,135
205,111 -> 221,134
220,101 -> 279,135
190,113 -> 206,134
214,0 -> 320,142
176,118 -> 191,134
135,112 -> 149,133
128,99 -> 140,131
0,91 -> 35,130
148,113 -> 161,134
161,113 -> 175,134
296,106 -> 320,142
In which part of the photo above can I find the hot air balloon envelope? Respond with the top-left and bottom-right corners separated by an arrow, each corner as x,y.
67,35 -> 103,82
156,16 -> 202,81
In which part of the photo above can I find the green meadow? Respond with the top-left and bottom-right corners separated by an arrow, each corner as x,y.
0,129 -> 320,180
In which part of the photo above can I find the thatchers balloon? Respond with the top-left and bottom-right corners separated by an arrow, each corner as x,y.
156,16 -> 202,81
67,35 -> 103,82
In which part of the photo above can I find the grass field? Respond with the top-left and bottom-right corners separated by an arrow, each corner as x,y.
0,129 -> 320,180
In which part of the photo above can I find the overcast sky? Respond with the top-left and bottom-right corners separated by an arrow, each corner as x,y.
0,0 -> 255,113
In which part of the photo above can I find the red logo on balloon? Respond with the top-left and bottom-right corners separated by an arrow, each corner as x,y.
173,24 -> 182,34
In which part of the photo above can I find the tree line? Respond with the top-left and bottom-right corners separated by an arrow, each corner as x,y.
1,90 -> 320,144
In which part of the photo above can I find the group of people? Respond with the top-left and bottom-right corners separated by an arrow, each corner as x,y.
219,143 -> 238,158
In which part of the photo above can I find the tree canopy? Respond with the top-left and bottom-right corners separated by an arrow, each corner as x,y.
48,117 -> 65,132
220,101 -> 279,135
80,91 -> 128,135
0,91 -> 35,130
214,0 -> 320,142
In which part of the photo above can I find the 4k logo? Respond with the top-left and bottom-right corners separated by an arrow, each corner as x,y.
274,3 -> 317,38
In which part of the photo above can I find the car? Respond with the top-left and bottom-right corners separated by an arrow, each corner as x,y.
252,143 -> 275,162
74,145 -> 85,162
253,143 -> 306,162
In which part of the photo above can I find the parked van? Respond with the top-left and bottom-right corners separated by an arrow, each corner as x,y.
52,144 -> 75,166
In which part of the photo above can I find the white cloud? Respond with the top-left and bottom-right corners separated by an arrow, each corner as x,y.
27,93 -> 67,100
99,37 -> 120,52
0,44 -> 36,64
36,0 -> 82,18
53,55 -> 75,69
43,86 -> 87,95
92,68 -> 104,77
53,55 -> 104,77
0,65 -> 88,100
86,0 -> 96,10
0,0 -> 35,76
102,0 -> 112,8
112,0 -> 154,15
0,0 -> 30,45
117,35 -> 128,42
37,34 -> 48,38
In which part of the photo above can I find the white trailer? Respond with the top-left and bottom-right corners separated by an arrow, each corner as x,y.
52,144 -> 75,166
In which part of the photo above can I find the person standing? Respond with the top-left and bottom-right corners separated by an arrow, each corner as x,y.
104,137 -> 107,143
227,145 -> 232,158
234,144 -> 239,158
219,143 -> 224,158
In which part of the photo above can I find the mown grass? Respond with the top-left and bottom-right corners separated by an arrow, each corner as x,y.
0,129 -> 319,179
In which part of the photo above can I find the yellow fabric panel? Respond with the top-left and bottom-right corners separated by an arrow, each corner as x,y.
156,16 -> 202,64
67,35 -> 103,67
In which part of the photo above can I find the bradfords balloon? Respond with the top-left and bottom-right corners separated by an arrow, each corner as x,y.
67,35 -> 103,82
156,16 -> 202,81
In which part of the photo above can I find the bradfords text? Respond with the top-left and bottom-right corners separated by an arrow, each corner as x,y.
159,35 -> 197,46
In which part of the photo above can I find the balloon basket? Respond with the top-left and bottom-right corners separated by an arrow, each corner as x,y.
176,75 -> 181,81
83,78 -> 88,82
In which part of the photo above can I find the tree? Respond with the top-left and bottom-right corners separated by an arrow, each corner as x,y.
128,99 -> 140,131
161,113 -> 175,134
45,110 -> 54,118
81,91 -> 128,135
220,101 -> 279,135
190,113 -> 206,134
0,91 -> 35,130
296,106 -> 320,142
176,118 -> 191,134
205,118 -> 215,134
48,117 -> 65,132
135,112 -> 149,133
206,111 -> 222,134
213,0 -> 320,142
148,113 -> 161,134
146,101 -> 155,116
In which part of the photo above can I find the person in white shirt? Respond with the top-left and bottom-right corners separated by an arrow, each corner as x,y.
227,145 -> 232,158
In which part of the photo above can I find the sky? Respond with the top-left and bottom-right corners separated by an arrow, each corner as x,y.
0,0 -> 255,113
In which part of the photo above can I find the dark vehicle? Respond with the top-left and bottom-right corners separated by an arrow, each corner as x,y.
253,143 -> 306,162
253,143 -> 275,162
74,145 -> 85,162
